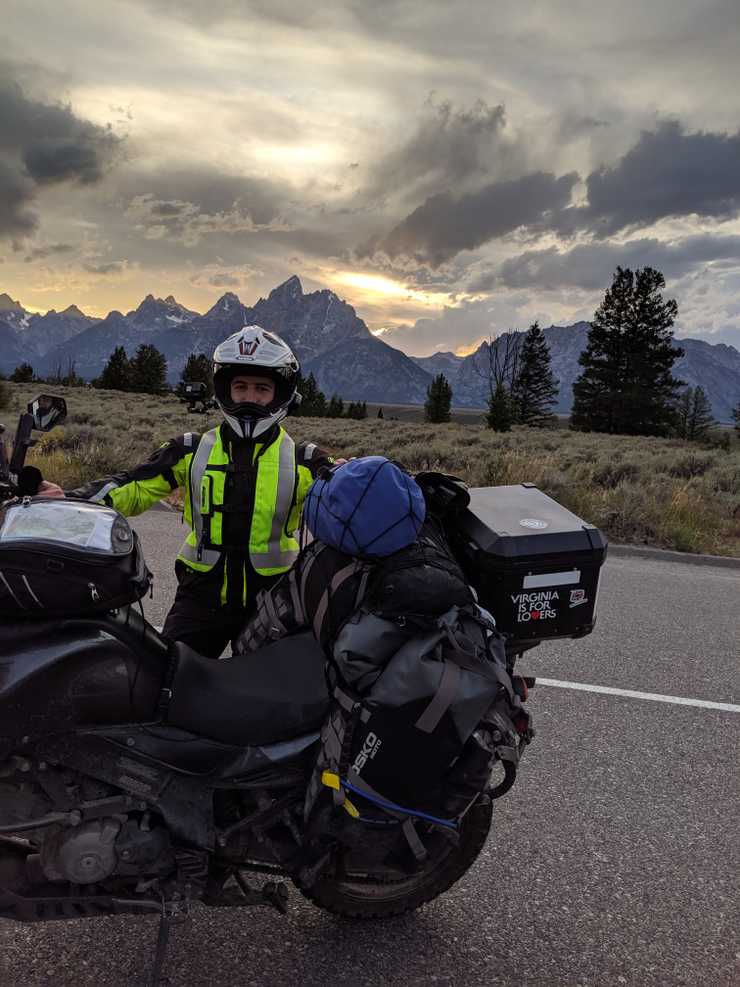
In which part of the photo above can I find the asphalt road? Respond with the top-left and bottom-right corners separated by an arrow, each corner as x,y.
1,511 -> 738,987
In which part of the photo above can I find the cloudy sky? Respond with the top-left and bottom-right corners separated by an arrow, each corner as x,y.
2,0 -> 740,355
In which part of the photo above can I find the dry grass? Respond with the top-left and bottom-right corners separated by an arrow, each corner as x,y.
3,382 -> 739,557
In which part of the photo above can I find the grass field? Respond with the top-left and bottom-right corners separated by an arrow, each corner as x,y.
2,382 -> 739,557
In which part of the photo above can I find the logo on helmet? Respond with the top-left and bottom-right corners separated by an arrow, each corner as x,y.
239,338 -> 260,356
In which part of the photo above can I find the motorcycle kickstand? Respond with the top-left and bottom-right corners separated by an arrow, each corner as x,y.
145,896 -> 191,987
148,909 -> 172,987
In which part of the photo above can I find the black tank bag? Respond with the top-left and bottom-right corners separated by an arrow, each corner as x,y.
0,498 -> 152,618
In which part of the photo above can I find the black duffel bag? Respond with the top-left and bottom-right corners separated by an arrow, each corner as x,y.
0,497 -> 151,617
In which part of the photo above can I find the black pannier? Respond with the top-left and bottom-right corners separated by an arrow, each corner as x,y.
448,483 -> 608,647
0,498 -> 151,618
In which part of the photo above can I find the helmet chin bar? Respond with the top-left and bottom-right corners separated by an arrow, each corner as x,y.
220,403 -> 290,440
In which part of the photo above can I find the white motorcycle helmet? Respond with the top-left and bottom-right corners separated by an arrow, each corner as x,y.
212,326 -> 300,439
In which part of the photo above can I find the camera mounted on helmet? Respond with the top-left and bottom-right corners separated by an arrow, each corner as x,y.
212,326 -> 300,439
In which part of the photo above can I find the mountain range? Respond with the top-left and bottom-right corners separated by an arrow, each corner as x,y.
1,280 -> 739,421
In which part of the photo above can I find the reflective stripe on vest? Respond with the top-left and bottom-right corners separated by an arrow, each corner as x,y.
179,429 -> 221,567
179,427 -> 299,575
249,430 -> 298,573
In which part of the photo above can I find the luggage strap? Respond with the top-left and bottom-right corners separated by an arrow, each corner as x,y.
414,659 -> 461,733
311,558 -> 372,645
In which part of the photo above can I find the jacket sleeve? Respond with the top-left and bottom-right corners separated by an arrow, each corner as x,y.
295,440 -> 334,477
65,433 -> 199,517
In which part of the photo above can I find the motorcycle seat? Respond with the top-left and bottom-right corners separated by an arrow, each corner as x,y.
166,632 -> 330,746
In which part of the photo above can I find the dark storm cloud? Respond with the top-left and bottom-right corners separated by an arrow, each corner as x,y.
23,136 -> 113,185
365,98 -> 513,204
120,167 -> 289,239
0,70 -> 122,183
0,63 -> 123,240
363,171 -> 578,267
0,158 -> 37,238
471,234 -> 740,292
563,121 -> 740,237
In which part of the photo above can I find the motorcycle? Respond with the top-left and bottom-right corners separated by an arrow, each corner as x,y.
0,396 -> 607,985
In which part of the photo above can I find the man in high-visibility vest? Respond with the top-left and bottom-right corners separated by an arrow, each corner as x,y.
59,326 -> 336,657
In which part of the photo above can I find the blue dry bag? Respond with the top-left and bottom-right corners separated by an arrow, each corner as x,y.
303,456 -> 426,558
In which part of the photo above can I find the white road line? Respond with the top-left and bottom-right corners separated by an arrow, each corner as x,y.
536,677 -> 740,713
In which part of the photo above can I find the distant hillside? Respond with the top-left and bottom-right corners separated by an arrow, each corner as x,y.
1,280 -> 738,419
411,323 -> 740,423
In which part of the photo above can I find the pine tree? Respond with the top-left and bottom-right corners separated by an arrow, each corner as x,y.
673,387 -> 692,439
732,400 -> 740,436
571,267 -> 684,436
94,346 -> 132,391
510,322 -> 558,427
424,373 -> 452,423
377,407 -> 384,419
346,401 -> 367,420
10,363 -> 34,383
685,386 -> 715,440
486,381 -> 515,432
180,353 -> 212,396
129,344 -> 168,394
326,394 -> 345,418
295,372 -> 327,417
0,377 -> 10,411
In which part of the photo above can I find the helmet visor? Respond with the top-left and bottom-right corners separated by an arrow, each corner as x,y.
214,364 -> 296,421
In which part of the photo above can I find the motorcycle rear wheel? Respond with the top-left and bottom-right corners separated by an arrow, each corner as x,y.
295,797 -> 492,919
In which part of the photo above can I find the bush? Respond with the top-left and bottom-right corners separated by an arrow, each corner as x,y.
592,461 -> 641,488
14,384 -> 740,557
668,454 -> 716,479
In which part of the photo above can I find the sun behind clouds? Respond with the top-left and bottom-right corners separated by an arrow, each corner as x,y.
332,271 -> 452,307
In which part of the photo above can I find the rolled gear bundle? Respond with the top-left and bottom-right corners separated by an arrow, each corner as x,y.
302,457 -> 426,558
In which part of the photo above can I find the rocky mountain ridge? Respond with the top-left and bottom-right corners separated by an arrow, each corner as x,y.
1,279 -> 738,419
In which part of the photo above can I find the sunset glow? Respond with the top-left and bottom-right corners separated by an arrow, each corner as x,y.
332,271 -> 452,308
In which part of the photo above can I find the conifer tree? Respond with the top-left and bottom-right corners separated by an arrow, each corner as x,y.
180,353 -> 212,396
424,373 -> 452,423
732,400 -> 740,436
677,387 -> 717,442
295,372 -> 327,417
129,344 -> 168,394
10,363 -> 34,383
510,322 -> 558,426
0,377 -> 9,411
571,266 -> 683,436
94,347 -> 131,391
326,394 -> 345,418
377,407 -> 384,419
486,381 -> 515,432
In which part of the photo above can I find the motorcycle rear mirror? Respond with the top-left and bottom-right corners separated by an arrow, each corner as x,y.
27,394 -> 67,432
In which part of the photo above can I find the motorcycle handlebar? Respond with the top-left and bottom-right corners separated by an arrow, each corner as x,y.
17,465 -> 43,497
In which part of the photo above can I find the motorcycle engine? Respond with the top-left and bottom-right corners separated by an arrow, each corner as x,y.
39,816 -> 174,884
41,819 -> 121,884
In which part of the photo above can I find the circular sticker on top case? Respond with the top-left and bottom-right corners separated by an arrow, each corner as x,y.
519,518 -> 548,529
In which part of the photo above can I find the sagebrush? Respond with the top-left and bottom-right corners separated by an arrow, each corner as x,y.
2,383 -> 738,556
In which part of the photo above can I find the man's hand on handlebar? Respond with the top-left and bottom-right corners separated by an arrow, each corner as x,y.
36,480 -> 66,498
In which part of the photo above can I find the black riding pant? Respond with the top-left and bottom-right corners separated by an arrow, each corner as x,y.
161,556 -> 278,658
161,584 -> 253,658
